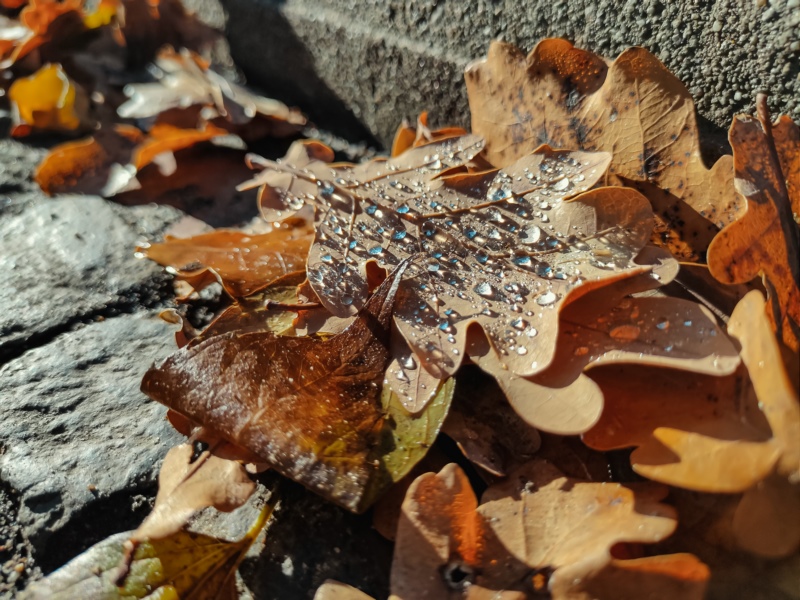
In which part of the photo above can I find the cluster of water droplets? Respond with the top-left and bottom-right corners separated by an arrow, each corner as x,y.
273,137 -> 647,376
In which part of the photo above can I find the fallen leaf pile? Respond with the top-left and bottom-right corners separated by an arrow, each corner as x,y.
11,13 -> 799,599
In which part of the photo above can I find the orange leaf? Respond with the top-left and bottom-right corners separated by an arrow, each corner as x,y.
141,223 -> 315,298
708,99 -> 800,351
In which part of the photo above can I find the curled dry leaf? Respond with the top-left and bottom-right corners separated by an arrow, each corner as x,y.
708,99 -> 800,351
140,221 -> 314,298
8,63 -> 90,136
142,262 -> 454,512
118,47 -> 305,138
21,501 -> 274,600
465,39 -> 740,260
131,443 -> 255,542
240,136 -> 658,384
1,0 -> 85,67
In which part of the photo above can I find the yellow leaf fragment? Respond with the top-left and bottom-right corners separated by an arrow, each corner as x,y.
9,63 -> 89,135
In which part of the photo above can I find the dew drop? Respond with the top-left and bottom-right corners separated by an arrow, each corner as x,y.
536,291 -> 557,306
511,318 -> 528,330
526,327 -> 539,338
552,178 -> 570,192
490,187 -> 512,201
656,319 -> 670,331
369,246 -> 383,255
474,282 -> 494,297
520,225 -> 542,245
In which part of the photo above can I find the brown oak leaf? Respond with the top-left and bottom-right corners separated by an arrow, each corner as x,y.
465,39 -> 740,260
707,97 -> 800,351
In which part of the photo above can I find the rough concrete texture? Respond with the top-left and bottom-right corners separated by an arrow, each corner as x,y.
0,313 -> 183,556
0,196 -> 175,362
199,0 -> 799,145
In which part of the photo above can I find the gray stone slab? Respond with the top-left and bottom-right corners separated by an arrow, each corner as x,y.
0,195 -> 179,362
198,0 -> 799,146
0,311 -> 183,556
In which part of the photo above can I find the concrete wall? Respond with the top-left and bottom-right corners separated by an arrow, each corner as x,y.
188,0 -> 800,147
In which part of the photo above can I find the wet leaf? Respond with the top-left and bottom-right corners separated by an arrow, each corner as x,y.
708,99 -> 800,351
8,63 -> 90,136
131,443 -> 255,542
142,262 -> 454,512
583,292 -> 797,503
140,222 -> 314,298
466,251 -> 737,434
21,501 -> 274,599
240,136 -> 658,384
465,39 -> 740,260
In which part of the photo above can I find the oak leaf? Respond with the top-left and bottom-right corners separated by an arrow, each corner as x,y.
584,290 -> 798,505
142,262 -> 454,511
140,221 -> 314,298
467,249 -> 738,434
707,98 -> 800,351
465,39 -> 740,260
441,365 -> 541,477
239,136 -> 658,383
390,462 -> 701,599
